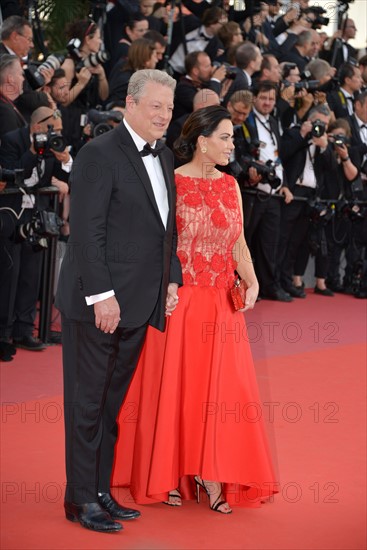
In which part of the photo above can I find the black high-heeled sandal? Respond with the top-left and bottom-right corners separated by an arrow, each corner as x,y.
194,476 -> 232,514
163,488 -> 182,507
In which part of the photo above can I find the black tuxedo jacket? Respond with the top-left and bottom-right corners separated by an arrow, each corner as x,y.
55,122 -> 182,331
349,114 -> 367,152
321,41 -> 357,70
0,95 -> 26,139
279,126 -> 326,192
327,89 -> 354,121
222,70 -> 250,107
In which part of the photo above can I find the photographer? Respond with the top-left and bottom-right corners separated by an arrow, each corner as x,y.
233,81 -> 293,302
321,119 -> 363,294
61,19 -> 109,150
328,63 -> 363,121
0,106 -> 70,352
278,104 -> 334,297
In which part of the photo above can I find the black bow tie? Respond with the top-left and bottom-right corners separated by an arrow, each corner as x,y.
140,142 -> 164,158
360,124 -> 367,130
346,96 -> 355,104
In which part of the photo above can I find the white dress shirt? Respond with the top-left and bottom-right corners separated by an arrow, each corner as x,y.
86,119 -> 169,306
253,108 -> 283,194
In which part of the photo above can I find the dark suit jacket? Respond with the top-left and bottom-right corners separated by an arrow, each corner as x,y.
279,126 -> 326,193
172,76 -> 221,120
0,126 -> 69,211
0,95 -> 27,139
320,41 -> 357,71
222,69 -> 250,107
55,122 -> 182,331
327,89 -> 354,121
349,114 -> 367,152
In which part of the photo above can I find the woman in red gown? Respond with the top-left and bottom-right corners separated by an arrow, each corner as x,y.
112,106 -> 278,513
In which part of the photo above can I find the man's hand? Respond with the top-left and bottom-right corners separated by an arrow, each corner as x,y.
0,181 -> 6,192
94,295 -> 121,333
165,283 -> 179,316
248,166 -> 262,186
212,64 -> 227,82
51,148 -> 70,164
300,120 -> 312,138
279,186 -> 294,204
51,176 -> 69,201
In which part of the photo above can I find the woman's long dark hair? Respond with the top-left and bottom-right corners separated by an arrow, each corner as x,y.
174,106 -> 231,162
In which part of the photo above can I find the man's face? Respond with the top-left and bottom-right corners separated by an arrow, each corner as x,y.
346,68 -> 363,93
12,25 -> 34,58
355,99 -> 367,123
7,60 -> 25,98
252,49 -> 263,73
125,81 -> 174,143
195,54 -> 213,82
154,42 -> 165,62
310,32 -> 321,57
253,89 -> 276,115
50,77 -> 69,105
344,19 -> 356,39
227,101 -> 251,125
359,64 -> 367,85
264,56 -> 281,83
287,67 -> 301,83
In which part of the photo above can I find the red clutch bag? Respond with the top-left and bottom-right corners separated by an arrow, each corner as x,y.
230,278 -> 247,311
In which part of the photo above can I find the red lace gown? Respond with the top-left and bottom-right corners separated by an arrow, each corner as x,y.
112,172 -> 278,507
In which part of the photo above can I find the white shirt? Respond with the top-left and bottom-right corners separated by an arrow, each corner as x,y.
296,143 -> 317,189
85,119 -> 169,306
169,25 -> 212,74
253,108 -> 283,194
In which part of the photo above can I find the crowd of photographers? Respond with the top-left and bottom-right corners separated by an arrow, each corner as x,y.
0,0 -> 366,361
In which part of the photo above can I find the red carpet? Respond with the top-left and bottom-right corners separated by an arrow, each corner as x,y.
1,291 -> 366,549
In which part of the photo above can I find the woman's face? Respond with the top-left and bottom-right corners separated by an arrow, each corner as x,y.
199,119 -> 234,166
127,20 -> 149,42
84,27 -> 102,53
145,49 -> 158,69
231,26 -> 243,46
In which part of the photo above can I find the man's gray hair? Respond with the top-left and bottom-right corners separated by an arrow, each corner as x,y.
306,59 -> 331,81
308,103 -> 331,119
0,54 -> 20,85
127,69 -> 176,101
235,42 -> 259,70
1,15 -> 31,41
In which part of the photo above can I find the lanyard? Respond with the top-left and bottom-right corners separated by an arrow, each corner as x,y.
254,114 -> 276,146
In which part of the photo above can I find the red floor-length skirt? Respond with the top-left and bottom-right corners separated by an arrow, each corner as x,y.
112,285 -> 279,507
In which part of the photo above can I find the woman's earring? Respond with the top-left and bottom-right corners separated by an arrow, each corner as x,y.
201,147 -> 207,154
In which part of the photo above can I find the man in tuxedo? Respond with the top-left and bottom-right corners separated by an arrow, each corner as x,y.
55,69 -> 182,533
328,63 -> 363,121
222,42 -> 262,106
322,18 -> 357,70
0,54 -> 26,137
233,81 -> 293,301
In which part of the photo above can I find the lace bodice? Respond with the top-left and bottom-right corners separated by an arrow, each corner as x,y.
175,172 -> 242,289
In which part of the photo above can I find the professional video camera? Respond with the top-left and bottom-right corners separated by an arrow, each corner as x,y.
66,38 -> 110,71
33,126 -> 67,156
24,54 -> 65,90
0,167 -> 25,187
87,108 -> 123,137
17,209 -> 64,251
239,156 -> 282,189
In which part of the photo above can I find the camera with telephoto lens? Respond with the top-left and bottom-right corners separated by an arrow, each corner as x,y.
17,210 -> 64,251
303,6 -> 329,29
66,38 -> 110,71
240,156 -> 282,189
33,126 -> 67,156
24,54 -> 65,90
283,79 -> 320,92
87,108 -> 123,137
310,119 -> 327,138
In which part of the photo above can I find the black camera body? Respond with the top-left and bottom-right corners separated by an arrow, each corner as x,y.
310,119 -> 327,138
240,156 -> 282,189
33,127 -> 67,156
331,134 -> 349,147
87,108 -> 123,137
66,39 -> 110,72
0,167 -> 24,187
17,210 -> 64,251
305,6 -> 330,29
283,79 -> 320,92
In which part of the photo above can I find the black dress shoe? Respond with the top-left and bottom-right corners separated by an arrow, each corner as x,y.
314,286 -> 334,297
264,289 -> 293,302
284,285 -> 306,298
0,341 -> 16,361
13,336 -> 46,351
98,492 -> 141,520
64,501 -> 122,532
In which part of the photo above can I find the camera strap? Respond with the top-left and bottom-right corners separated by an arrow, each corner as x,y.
254,114 -> 277,146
